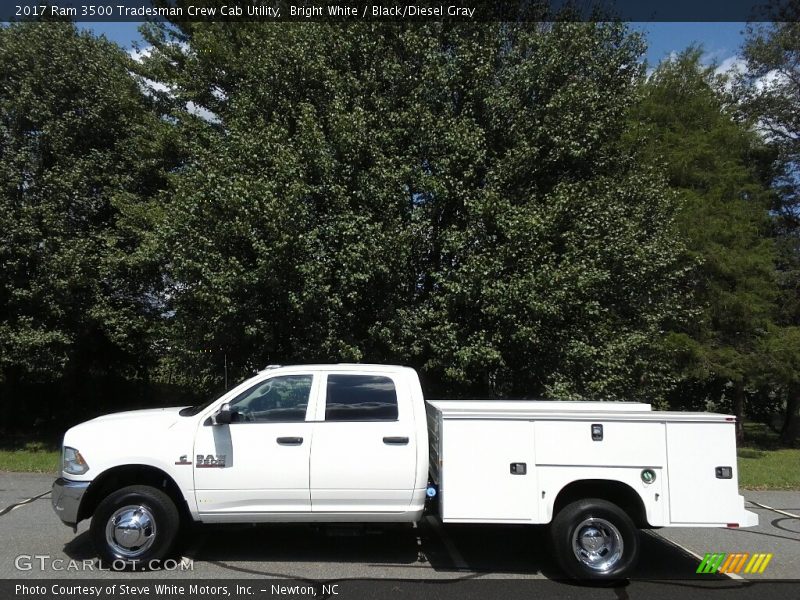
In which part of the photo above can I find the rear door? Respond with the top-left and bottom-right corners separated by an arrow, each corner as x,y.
309,372 -> 417,512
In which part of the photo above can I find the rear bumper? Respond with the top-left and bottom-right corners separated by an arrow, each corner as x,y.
741,508 -> 759,528
51,478 -> 90,527
733,495 -> 759,528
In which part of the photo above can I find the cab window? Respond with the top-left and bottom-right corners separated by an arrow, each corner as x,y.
325,374 -> 398,421
229,374 -> 313,422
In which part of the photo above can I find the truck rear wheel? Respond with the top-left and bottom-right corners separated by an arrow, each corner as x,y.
550,498 -> 639,580
90,485 -> 180,570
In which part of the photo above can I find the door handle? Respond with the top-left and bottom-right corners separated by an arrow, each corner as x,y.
276,437 -> 303,446
383,436 -> 409,445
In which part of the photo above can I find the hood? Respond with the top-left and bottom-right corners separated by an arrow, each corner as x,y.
87,406 -> 187,425
60,406 -> 197,480
65,407 -> 188,444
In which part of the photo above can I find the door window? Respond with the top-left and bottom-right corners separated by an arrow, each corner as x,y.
325,374 -> 398,421
229,374 -> 313,422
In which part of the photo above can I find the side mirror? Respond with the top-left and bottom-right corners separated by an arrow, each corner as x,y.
215,403 -> 234,425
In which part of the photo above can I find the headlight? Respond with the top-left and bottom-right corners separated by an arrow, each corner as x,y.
63,447 -> 89,475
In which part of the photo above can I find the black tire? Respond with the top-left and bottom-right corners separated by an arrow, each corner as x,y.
90,485 -> 180,570
550,498 -> 639,580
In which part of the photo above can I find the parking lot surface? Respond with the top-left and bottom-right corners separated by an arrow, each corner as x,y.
1,473 -> 797,585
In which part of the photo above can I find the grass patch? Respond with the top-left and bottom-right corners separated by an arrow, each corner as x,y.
736,421 -> 800,489
738,447 -> 800,490
0,442 -> 59,473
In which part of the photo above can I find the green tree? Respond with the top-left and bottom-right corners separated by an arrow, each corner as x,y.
738,14 -> 800,444
634,49 -> 779,437
739,18 -> 800,233
143,20 -> 689,402
0,21 -> 176,426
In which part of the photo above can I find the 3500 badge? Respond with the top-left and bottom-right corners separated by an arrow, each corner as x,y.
196,454 -> 226,468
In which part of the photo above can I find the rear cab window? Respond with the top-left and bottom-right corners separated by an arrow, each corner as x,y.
324,374 -> 398,421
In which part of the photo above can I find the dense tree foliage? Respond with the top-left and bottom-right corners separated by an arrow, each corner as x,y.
139,21 -> 688,402
738,15 -> 800,443
740,18 -> 800,234
0,19 -> 797,445
0,21 -> 177,427
633,50 -> 779,437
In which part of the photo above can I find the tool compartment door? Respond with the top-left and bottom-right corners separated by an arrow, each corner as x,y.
440,419 -> 536,522
666,421 -> 741,524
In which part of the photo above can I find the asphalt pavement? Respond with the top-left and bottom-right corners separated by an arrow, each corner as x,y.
0,472 -> 797,590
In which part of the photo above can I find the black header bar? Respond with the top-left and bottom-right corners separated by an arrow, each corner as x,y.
2,0 -> 798,23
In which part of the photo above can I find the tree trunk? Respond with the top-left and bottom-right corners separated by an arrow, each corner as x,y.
733,380 -> 745,442
780,388 -> 800,446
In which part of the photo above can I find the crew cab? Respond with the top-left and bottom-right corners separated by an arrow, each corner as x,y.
52,364 -> 757,579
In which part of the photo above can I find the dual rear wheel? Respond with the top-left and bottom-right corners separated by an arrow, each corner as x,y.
550,498 -> 640,579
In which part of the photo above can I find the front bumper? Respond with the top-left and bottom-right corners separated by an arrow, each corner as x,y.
51,477 -> 90,527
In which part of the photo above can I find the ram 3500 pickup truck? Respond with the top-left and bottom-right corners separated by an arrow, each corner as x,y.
52,364 -> 757,579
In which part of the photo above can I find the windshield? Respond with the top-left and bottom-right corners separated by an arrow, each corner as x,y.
178,372 -> 264,416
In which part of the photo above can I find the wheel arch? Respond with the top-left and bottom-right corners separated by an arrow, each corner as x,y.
78,464 -> 189,523
552,478 -> 649,528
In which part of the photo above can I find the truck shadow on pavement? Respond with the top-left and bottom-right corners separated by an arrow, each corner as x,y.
62,519 -> 723,581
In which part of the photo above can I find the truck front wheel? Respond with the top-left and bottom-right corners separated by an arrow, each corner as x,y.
90,485 -> 180,569
550,498 -> 639,580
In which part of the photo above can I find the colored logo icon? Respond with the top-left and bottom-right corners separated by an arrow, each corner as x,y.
696,552 -> 774,574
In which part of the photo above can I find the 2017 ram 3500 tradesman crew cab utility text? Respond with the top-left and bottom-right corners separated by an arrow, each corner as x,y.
52,364 -> 757,579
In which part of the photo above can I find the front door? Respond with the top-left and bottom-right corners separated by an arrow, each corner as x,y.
194,373 -> 316,514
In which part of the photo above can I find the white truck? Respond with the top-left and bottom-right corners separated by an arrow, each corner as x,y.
52,364 -> 757,579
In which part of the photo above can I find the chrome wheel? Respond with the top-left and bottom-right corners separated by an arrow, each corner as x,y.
571,517 -> 624,573
105,505 -> 157,558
